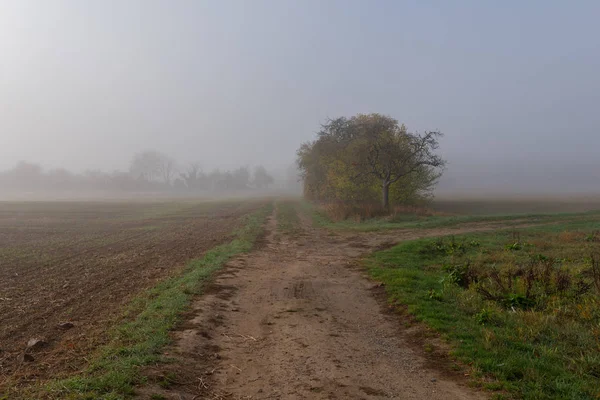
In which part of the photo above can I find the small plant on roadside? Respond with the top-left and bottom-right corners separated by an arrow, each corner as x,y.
420,236 -> 477,258
157,372 -> 177,389
504,242 -> 522,251
441,262 -> 477,288
587,253 -> 600,291
584,230 -> 600,242
532,253 -> 549,262
419,238 -> 448,256
474,308 -> 496,326
446,236 -> 468,256
428,289 -> 443,301
504,231 -> 533,251
501,293 -> 535,310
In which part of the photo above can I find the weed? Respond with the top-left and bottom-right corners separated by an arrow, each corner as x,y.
588,254 -> 600,291
504,242 -> 522,251
420,237 -> 476,258
442,262 -> 477,288
428,289 -> 443,301
474,308 -> 495,326
584,230 -> 600,242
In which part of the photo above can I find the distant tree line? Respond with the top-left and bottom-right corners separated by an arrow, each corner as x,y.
128,150 -> 275,192
297,113 -> 446,208
0,150 -> 283,195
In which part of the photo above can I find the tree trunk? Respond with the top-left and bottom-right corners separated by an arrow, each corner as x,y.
382,182 -> 390,209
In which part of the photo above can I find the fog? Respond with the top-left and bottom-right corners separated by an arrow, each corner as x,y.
1,1 -> 599,197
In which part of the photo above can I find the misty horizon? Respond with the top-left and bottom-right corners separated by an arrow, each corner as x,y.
2,1 -> 599,196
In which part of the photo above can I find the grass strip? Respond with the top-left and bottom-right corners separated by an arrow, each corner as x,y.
276,200 -> 301,234
29,203 -> 273,400
364,220 -> 600,399
303,199 -> 600,232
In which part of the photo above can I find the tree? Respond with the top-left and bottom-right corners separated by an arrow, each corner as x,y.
231,166 -> 251,190
297,113 -> 445,209
130,151 -> 162,181
157,155 -> 176,185
180,163 -> 204,190
253,165 -> 274,189
46,168 -> 75,189
4,161 -> 44,190
130,150 -> 176,184
351,114 -> 445,208
285,164 -> 303,193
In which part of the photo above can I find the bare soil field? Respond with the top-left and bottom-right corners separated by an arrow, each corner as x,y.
0,200 -> 262,389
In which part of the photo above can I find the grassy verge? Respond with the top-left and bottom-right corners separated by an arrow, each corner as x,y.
276,200 -> 301,234
22,203 -> 273,400
302,200 -> 600,232
364,219 -> 600,399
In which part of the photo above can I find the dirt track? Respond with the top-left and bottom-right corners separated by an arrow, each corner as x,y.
150,208 -> 491,399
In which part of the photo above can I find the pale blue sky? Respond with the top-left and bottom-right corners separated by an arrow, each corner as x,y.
1,1 -> 599,191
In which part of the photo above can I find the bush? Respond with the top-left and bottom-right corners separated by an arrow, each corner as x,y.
442,262 -> 478,288
420,236 -> 474,258
317,201 -> 442,222
474,308 -> 497,325
464,257 -> 599,311
318,202 -> 388,222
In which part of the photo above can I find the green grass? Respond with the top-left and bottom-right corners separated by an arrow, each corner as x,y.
18,203 -> 273,400
276,200 -> 301,234
302,200 -> 600,232
364,219 -> 600,399
298,200 -> 340,229
432,198 -> 600,216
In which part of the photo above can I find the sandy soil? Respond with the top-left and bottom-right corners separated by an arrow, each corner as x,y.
147,209 -> 492,399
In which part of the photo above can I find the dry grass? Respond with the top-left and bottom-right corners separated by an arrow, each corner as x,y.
317,202 -> 443,222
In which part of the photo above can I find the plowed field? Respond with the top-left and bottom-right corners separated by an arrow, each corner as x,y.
0,200 -> 261,387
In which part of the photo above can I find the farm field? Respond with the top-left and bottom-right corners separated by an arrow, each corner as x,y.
2,198 -> 600,399
0,200 -> 265,392
3,1 -> 598,398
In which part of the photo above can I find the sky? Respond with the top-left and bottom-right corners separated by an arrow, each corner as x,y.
1,0 -> 599,193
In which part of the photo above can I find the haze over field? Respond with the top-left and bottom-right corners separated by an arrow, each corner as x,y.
1,1 -> 599,195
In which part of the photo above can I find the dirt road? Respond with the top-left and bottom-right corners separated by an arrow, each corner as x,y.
150,209 -> 489,399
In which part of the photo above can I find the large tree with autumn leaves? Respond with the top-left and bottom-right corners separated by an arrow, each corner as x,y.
297,113 -> 445,208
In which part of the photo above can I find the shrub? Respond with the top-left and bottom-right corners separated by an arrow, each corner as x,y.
318,202 -> 389,222
474,308 -> 496,325
442,262 -> 478,288
316,201 -> 445,222
584,230 -> 600,242
419,236 -> 475,258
